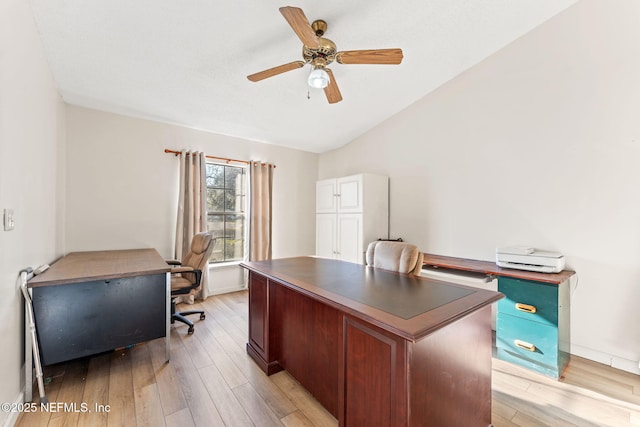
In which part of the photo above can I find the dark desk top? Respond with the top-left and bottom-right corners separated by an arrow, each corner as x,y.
241,256 -> 503,342
422,253 -> 576,284
28,248 -> 171,288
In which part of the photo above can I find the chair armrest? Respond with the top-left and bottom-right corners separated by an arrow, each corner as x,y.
171,266 -> 193,273
166,259 -> 182,266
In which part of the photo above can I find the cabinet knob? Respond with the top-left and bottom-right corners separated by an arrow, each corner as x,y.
515,303 -> 537,314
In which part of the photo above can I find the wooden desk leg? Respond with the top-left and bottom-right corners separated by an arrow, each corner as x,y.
165,272 -> 171,362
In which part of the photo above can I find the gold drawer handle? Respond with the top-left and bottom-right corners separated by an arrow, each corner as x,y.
514,339 -> 536,352
515,303 -> 537,314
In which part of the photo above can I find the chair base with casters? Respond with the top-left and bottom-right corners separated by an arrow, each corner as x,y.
170,293 -> 205,335
169,270 -> 206,335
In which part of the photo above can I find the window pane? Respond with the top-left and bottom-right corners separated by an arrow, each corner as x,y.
225,167 -> 244,190
224,238 -> 244,261
207,189 -> 224,212
206,214 -> 225,262
206,164 -> 224,187
227,214 -> 244,237
206,214 -> 224,239
210,237 -> 225,263
225,214 -> 244,260
224,190 -> 239,212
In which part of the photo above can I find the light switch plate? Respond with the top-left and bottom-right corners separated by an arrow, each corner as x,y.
4,209 -> 15,231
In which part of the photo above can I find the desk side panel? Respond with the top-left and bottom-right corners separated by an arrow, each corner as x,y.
409,305 -> 492,426
32,274 -> 166,366
272,281 -> 340,417
248,272 -> 268,359
341,317 -> 408,427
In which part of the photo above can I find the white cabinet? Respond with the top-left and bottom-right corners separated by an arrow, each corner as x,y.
316,179 -> 337,213
315,214 -> 336,259
336,214 -> 363,263
316,175 -> 367,214
315,174 -> 388,264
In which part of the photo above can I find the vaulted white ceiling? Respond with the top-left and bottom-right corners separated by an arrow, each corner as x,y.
30,1 -> 576,153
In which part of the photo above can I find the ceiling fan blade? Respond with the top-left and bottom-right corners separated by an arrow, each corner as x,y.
247,61 -> 306,82
279,6 -> 319,48
336,48 -> 404,65
324,69 -> 342,104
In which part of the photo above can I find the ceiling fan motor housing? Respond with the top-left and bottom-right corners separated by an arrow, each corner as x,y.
303,37 -> 337,65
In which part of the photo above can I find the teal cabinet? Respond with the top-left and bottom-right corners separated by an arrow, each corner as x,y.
496,276 -> 570,379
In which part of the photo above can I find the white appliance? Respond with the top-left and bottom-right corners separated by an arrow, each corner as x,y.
495,246 -> 565,273
420,266 -> 497,330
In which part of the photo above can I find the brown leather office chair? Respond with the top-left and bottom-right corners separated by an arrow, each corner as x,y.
365,241 -> 424,275
167,232 -> 215,334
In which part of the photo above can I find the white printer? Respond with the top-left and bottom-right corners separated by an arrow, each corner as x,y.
495,246 -> 565,273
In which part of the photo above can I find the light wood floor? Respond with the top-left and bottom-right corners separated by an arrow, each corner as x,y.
16,290 -> 640,427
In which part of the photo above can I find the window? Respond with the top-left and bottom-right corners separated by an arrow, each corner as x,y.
205,163 -> 247,263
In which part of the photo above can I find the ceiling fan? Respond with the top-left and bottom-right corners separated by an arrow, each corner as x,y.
247,6 -> 404,104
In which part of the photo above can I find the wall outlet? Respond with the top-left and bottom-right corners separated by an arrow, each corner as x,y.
3,209 -> 15,231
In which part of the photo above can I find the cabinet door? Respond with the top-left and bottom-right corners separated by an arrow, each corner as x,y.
316,214 -> 337,258
316,179 -> 337,213
342,317 -> 403,426
337,214 -> 363,264
337,175 -> 363,213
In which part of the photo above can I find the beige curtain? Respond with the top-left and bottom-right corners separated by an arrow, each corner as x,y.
249,161 -> 274,261
175,150 -> 208,301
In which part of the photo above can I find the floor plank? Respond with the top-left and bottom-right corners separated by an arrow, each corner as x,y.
77,352 -> 110,427
107,349 -> 136,427
280,410 -> 316,427
197,364 -> 253,426
168,333 -> 225,427
15,290 -> 640,427
130,344 -> 165,427
147,337 -> 188,417
232,382 -> 283,427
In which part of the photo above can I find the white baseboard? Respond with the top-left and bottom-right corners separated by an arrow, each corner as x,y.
2,392 -> 24,427
571,343 -> 640,375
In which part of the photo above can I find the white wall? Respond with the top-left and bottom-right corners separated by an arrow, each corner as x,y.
65,106 -> 317,294
0,0 -> 65,424
319,0 -> 640,373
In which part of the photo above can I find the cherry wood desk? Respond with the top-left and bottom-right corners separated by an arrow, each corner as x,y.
27,249 -> 171,366
241,257 -> 504,427
422,253 -> 575,284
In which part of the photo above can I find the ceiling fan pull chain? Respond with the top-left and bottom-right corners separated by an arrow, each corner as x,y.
307,90 -> 311,100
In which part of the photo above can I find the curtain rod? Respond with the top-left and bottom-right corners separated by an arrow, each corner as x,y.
164,149 -> 276,168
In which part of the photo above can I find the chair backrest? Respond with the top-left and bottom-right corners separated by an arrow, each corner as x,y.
365,241 -> 424,275
182,232 -> 215,271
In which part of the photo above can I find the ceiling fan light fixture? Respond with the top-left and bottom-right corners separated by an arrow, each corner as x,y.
308,65 -> 330,89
